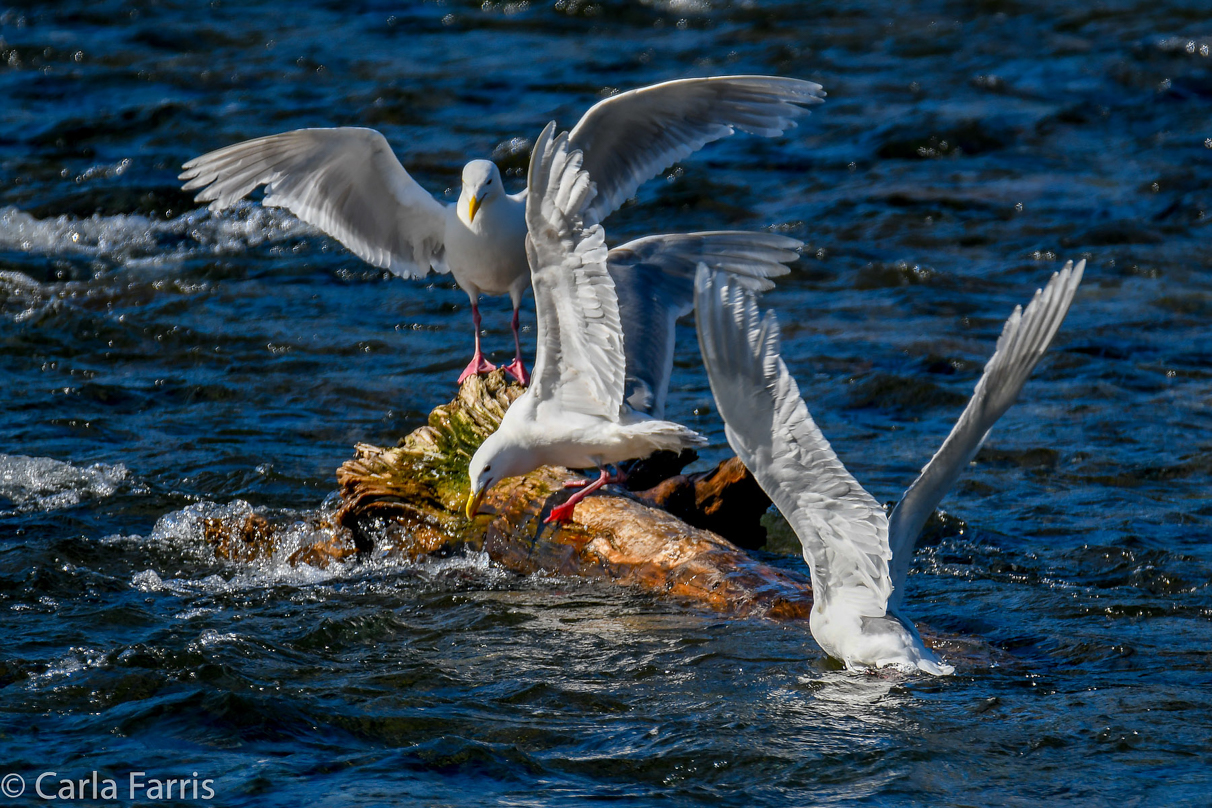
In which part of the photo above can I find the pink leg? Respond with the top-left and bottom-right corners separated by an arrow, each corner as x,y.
563,467 -> 626,489
546,467 -> 610,524
457,301 -> 497,384
502,306 -> 530,385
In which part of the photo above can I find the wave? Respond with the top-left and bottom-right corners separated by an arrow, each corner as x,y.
0,202 -> 313,268
131,498 -> 510,592
0,453 -> 131,514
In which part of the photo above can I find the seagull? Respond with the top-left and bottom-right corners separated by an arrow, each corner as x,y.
465,122 -> 717,525
695,260 -> 1085,674
178,75 -> 825,386
461,227 -> 801,517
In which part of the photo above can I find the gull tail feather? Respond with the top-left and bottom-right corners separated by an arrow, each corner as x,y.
626,420 -> 709,455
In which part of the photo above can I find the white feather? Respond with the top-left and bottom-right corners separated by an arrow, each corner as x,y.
180,128 -> 450,279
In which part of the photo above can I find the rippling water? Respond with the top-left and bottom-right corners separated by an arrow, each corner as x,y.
3,0 -> 1211,804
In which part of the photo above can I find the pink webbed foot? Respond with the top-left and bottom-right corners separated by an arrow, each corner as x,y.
548,468 -> 610,522
502,357 -> 530,386
544,500 -> 579,524
456,353 -> 497,385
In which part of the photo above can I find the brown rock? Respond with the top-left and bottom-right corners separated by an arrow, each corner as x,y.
286,531 -> 360,569
634,456 -> 773,550
203,512 -> 277,563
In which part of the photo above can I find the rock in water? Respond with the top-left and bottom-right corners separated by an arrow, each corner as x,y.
201,370 -> 1009,668
634,457 -> 773,550
330,371 -> 809,617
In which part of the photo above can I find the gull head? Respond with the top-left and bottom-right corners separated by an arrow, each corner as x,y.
465,428 -> 535,519
459,160 -> 504,226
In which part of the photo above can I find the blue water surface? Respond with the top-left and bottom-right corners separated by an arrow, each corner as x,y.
2,0 -> 1211,805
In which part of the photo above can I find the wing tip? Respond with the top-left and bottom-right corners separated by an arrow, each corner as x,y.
712,74 -> 828,100
1042,256 -> 1086,311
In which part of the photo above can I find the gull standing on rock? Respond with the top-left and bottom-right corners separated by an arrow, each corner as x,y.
695,261 -> 1085,674
465,123 -> 710,524
179,76 -> 825,385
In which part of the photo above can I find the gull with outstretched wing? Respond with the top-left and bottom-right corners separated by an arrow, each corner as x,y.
180,76 -> 824,386
465,123 -> 710,525
695,260 -> 1084,674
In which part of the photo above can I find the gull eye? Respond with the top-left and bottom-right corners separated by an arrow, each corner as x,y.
485,179 -> 492,186
484,464 -> 492,473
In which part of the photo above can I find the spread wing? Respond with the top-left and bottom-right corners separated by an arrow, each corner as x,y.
524,121 -> 625,421
695,267 -> 892,617
569,76 -> 825,225
180,127 -> 449,278
608,232 -> 801,418
886,260 -> 1085,609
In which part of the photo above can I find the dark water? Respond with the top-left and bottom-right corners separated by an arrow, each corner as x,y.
2,0 -> 1211,804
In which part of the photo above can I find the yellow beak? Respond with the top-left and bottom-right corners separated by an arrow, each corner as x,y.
466,487 -> 486,519
467,194 -> 481,223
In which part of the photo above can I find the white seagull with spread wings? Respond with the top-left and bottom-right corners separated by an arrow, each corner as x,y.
465,123 -> 717,524
695,260 -> 1085,674
179,76 -> 824,385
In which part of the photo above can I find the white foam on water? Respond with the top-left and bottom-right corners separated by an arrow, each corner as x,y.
0,202 -> 313,266
172,607 -> 219,620
0,453 -> 130,514
406,548 -> 513,588
28,646 -> 109,689
413,549 -> 496,577
143,499 -> 355,588
138,498 -> 514,595
130,569 -> 164,592
190,629 -> 242,651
